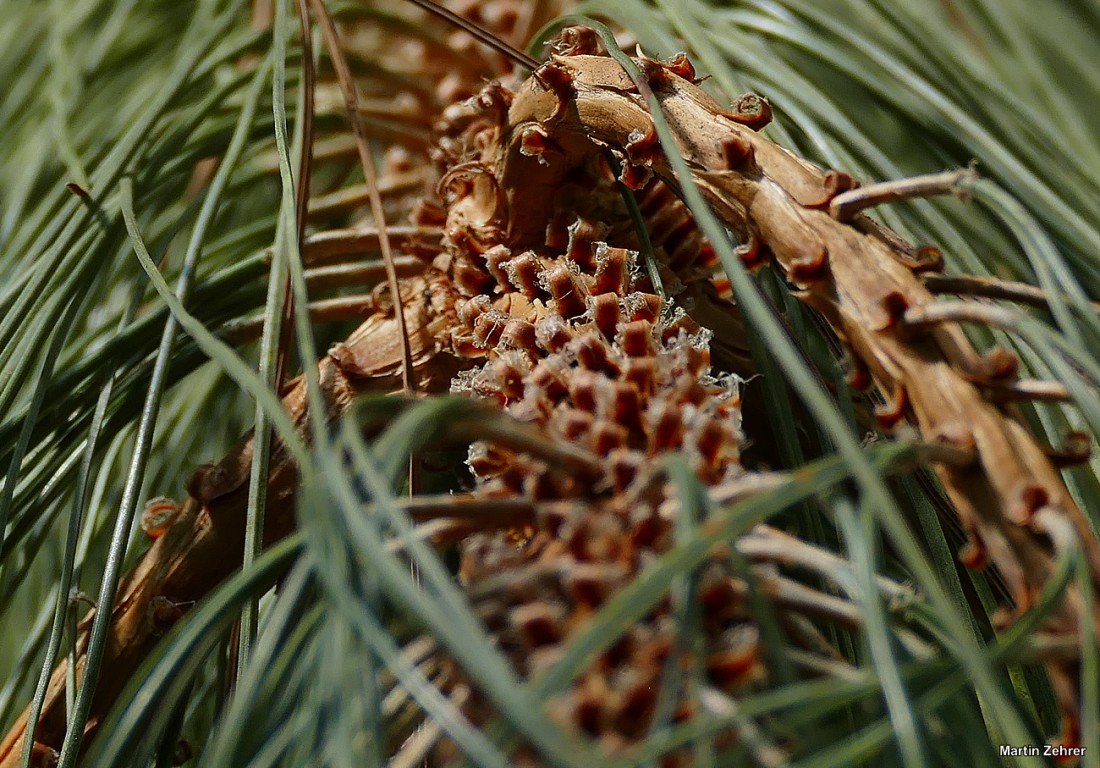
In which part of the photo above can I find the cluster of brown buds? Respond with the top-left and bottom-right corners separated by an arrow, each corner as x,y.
410,51 -> 769,761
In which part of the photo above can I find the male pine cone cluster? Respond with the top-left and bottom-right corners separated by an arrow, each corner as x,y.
416,61 -> 763,762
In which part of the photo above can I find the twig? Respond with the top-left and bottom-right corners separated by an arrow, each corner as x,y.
900,300 -> 1023,332
225,295 -> 384,345
302,257 -> 424,291
780,646 -> 861,680
307,171 -> 429,219
739,525 -> 916,607
291,226 -> 439,264
756,570 -> 864,629
829,167 -> 978,222
982,379 -> 1073,403
924,273 -> 1100,314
